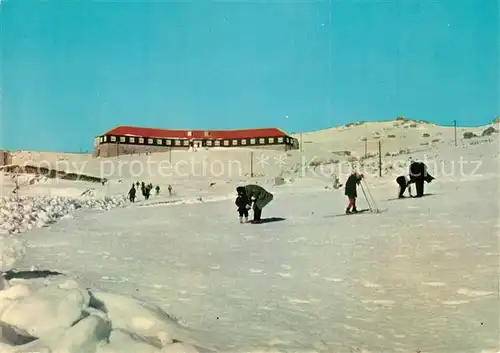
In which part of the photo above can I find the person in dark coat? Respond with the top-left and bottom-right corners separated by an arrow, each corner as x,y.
396,175 -> 412,198
344,172 -> 363,214
155,185 -> 160,195
237,184 -> 273,223
235,188 -> 251,223
128,184 -> 136,202
409,161 -> 434,197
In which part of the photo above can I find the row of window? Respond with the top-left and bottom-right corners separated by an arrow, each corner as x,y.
98,135 -> 296,147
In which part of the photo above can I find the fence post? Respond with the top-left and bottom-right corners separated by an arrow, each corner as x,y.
378,140 -> 382,177
453,120 -> 457,146
250,151 -> 254,177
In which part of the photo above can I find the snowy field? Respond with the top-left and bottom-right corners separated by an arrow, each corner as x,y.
0,120 -> 499,353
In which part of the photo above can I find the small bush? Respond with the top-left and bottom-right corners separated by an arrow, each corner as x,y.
431,139 -> 440,143
420,142 -> 429,146
388,134 -> 397,138
463,131 -> 477,139
345,121 -> 366,128
395,116 -> 407,121
481,126 -> 498,136
422,133 -> 431,137
492,117 -> 500,124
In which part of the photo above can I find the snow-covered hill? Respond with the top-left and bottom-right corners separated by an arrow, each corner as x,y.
0,119 -> 498,353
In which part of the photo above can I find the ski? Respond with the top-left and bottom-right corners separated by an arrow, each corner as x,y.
386,193 -> 436,201
324,208 -> 387,218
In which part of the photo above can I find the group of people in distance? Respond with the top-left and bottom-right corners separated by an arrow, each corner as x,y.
343,161 -> 435,214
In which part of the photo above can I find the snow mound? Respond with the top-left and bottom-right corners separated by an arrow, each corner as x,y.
0,195 -> 128,272
0,274 -> 211,353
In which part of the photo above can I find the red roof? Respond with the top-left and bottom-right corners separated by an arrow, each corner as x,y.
103,126 -> 288,139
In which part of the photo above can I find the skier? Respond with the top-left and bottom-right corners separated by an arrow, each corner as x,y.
344,172 -> 364,214
155,185 -> 160,195
168,184 -> 173,196
395,175 -> 412,198
236,184 -> 274,223
128,184 -> 136,202
235,188 -> 251,223
409,161 -> 434,197
143,186 -> 151,200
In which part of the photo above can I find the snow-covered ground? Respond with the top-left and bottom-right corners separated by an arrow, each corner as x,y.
0,119 -> 499,352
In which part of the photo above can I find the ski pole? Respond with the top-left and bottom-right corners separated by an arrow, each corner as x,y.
360,182 -> 373,211
362,179 -> 379,212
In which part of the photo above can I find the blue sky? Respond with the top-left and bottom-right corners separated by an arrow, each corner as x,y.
1,0 -> 498,152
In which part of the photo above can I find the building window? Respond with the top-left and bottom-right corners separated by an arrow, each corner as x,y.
269,137 -> 275,143
139,137 -> 144,144
277,137 -> 284,143
187,131 -> 192,137
241,139 -> 247,145
110,136 -> 116,142
183,140 -> 189,146
156,139 -> 163,145
129,137 -> 135,143
120,136 -> 126,143
103,136 -> 108,142
99,137 -> 104,143
166,140 -> 171,145
214,140 -> 220,146
259,138 -> 265,144
147,138 -> 153,144
206,140 -> 212,146
250,138 -> 256,145
204,131 -> 210,137
223,140 -> 230,146
232,139 -> 238,146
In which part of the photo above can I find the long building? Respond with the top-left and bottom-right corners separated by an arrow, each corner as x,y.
93,126 -> 299,157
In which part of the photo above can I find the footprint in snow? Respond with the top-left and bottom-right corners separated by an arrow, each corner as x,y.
421,281 -> 446,287
323,277 -> 343,282
456,288 -> 493,297
249,268 -> 263,273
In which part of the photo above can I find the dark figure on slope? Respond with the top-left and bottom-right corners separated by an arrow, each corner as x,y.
155,185 -> 160,195
344,172 -> 364,214
236,185 -> 274,223
168,184 -> 173,196
142,182 -> 151,200
409,161 -> 434,197
128,184 -> 136,202
235,189 -> 251,223
396,175 -> 413,198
